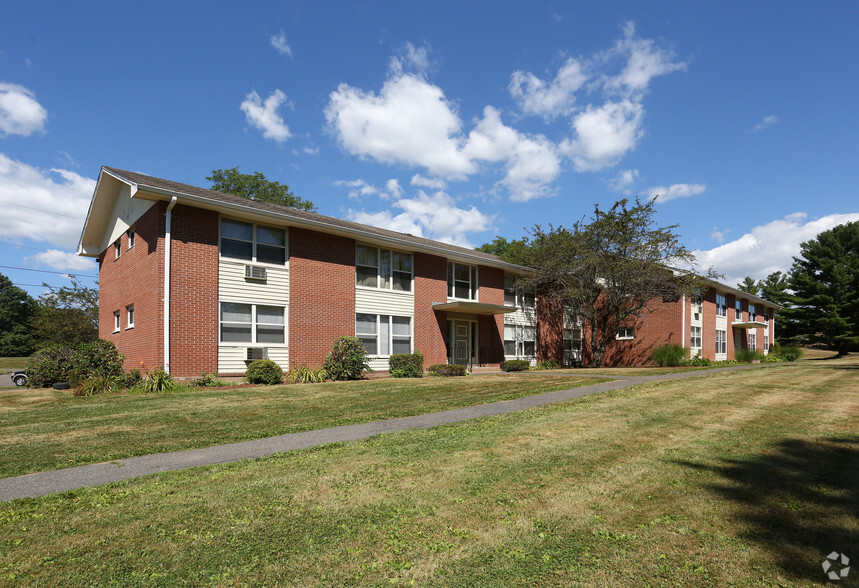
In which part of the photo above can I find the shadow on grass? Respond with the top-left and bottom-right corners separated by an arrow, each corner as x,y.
676,437 -> 859,583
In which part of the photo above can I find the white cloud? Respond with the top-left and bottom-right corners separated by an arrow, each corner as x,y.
509,57 -> 588,119
752,114 -> 779,132
240,89 -> 292,143
390,43 -> 431,77
385,179 -> 404,198
410,173 -> 447,190
560,99 -> 644,172
710,227 -> 729,243
608,169 -> 639,194
602,22 -> 687,96
25,249 -> 95,272
348,190 -> 494,247
334,178 -> 378,199
270,30 -> 293,57
0,154 -> 95,258
693,212 -> 859,285
645,182 -> 706,202
0,83 -> 48,137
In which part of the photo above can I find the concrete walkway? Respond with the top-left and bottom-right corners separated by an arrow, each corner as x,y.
0,366 -> 751,501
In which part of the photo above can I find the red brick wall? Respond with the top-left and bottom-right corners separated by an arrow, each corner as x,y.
477,265 -> 505,365
701,288 -> 717,359
168,204 -> 219,377
601,296 -> 683,366
537,295 -> 564,363
413,252 -> 448,367
99,202 -> 165,373
288,228 -> 355,369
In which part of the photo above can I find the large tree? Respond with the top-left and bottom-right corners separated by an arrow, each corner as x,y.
783,221 -> 859,355
207,167 -> 316,211
475,236 -> 529,264
0,273 -> 38,356
521,198 -> 705,367
33,278 -> 99,346
736,276 -> 760,296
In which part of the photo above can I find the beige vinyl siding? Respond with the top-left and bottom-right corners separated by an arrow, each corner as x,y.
355,288 -> 413,316
218,260 -> 289,305
218,346 -> 288,374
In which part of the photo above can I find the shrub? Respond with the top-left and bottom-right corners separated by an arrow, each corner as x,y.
73,374 -> 118,397
779,346 -> 803,362
389,350 -> 424,378
649,343 -> 686,367
685,356 -> 712,367
500,359 -> 531,372
536,359 -> 559,370
26,345 -> 75,388
761,354 -> 782,363
26,340 -> 124,388
116,369 -> 143,389
285,365 -> 328,384
323,336 -> 370,381
190,372 -> 227,387
245,359 -> 284,385
142,365 -> 180,393
427,363 -> 467,377
735,348 -> 764,363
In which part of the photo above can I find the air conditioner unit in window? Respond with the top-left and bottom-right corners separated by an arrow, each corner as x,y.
247,347 -> 269,361
244,265 -> 267,281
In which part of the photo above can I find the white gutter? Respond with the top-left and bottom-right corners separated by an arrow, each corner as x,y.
681,293 -> 686,349
163,196 -> 178,373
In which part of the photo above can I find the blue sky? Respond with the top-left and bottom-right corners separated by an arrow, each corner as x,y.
2,1 -> 858,298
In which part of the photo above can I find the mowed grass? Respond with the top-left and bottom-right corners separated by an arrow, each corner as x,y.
0,357 -> 28,370
0,356 -> 856,586
0,374 -> 602,478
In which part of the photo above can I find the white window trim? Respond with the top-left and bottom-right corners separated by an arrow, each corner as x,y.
127,228 -> 135,250
715,329 -> 727,355
715,293 -> 727,317
114,241 -> 121,259
126,305 -> 134,330
355,245 -> 414,293
113,310 -> 120,333
356,313 -> 413,358
503,323 -> 536,358
219,302 -> 287,346
219,218 -> 288,267
616,327 -> 636,340
448,261 -> 478,301
690,325 -> 702,349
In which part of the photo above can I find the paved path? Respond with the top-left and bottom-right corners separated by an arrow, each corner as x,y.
0,366 -> 751,501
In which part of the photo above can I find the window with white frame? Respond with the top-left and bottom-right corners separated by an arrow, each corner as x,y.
691,326 -> 702,348
503,324 -> 536,357
127,228 -> 135,249
126,305 -> 134,329
735,299 -> 742,320
220,219 -> 286,265
764,333 -> 769,352
356,314 -> 411,356
716,293 -> 726,317
448,262 -> 477,300
523,326 -> 536,356
617,327 -> 635,340
692,294 -> 703,320
356,245 -> 412,291
220,303 -> 285,344
504,275 -> 517,306
113,310 -> 120,332
749,303 -> 757,322
114,241 -> 121,259
716,329 -> 727,354
748,331 -> 756,350
504,324 -> 517,355
563,327 -> 583,361
503,273 -> 534,309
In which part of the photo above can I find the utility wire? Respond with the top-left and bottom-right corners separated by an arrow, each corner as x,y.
0,264 -> 98,278
0,199 -> 86,220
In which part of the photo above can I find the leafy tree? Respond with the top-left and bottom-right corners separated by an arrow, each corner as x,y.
33,278 -> 99,346
783,221 -> 859,355
0,273 -> 38,356
521,198 -> 706,367
475,236 -> 529,264
736,276 -> 760,296
207,167 -> 316,211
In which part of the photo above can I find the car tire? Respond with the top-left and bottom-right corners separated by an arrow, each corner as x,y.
13,376 -> 27,387
52,382 -> 71,390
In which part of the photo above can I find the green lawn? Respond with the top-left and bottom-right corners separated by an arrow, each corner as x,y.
0,374 -> 602,478
1,357 -> 856,586
0,357 -> 29,370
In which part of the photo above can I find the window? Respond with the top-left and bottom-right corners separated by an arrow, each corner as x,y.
617,327 -> 635,340
503,273 -> 534,308
356,314 -> 411,356
126,305 -> 134,329
692,295 -> 703,320
716,330 -> 727,354
523,326 -> 536,356
356,245 -> 412,291
448,262 -> 477,300
715,293 -> 726,317
127,228 -> 135,249
219,303 -> 285,344
764,334 -> 769,353
504,275 -> 517,306
522,290 -> 536,309
691,326 -> 702,348
504,324 -> 536,357
504,324 -> 517,355
749,304 -> 757,322
735,299 -> 742,320
114,241 -> 121,259
220,219 -> 286,265
748,331 -> 756,350
113,310 -> 120,332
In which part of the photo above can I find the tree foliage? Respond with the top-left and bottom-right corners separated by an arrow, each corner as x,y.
736,276 -> 760,296
783,221 -> 859,355
520,198 -> 706,367
207,167 -> 316,211
33,278 -> 99,347
475,236 -> 530,264
0,273 -> 38,356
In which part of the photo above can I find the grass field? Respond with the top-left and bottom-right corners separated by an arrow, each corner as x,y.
0,374 -> 601,478
0,357 -> 28,370
1,356 -> 856,586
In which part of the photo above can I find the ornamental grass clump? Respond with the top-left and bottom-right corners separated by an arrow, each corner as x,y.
649,343 -> 686,367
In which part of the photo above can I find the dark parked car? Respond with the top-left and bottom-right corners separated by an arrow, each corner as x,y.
9,370 -> 27,387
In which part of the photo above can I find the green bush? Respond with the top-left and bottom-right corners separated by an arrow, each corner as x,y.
761,354 -> 783,363
190,372 -> 227,387
142,365 -> 180,393
427,363 -> 467,376
536,359 -> 559,370
26,340 -> 124,388
649,343 -> 686,367
285,365 -> 328,384
116,369 -> 143,389
323,336 -> 370,381
245,359 -> 284,385
779,346 -> 803,362
389,350 -> 424,378
500,359 -> 531,372
735,348 -> 764,363
73,374 -> 118,397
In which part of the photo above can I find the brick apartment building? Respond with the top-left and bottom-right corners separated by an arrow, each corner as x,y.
78,167 -> 777,377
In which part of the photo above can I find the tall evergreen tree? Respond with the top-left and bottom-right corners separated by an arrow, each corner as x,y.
783,221 -> 859,355
736,276 -> 760,296
0,273 -> 38,356
758,271 -> 802,345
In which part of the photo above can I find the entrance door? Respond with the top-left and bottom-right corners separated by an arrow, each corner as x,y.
453,321 -> 470,366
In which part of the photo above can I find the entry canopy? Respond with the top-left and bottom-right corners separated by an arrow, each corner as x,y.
731,321 -> 768,328
432,301 -> 518,315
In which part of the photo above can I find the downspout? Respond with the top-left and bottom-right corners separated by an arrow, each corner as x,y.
681,293 -> 686,349
163,196 -> 178,373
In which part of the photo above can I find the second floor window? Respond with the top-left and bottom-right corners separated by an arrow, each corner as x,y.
448,262 -> 477,300
356,245 -> 412,291
715,293 -> 726,317
220,219 -> 286,265
749,304 -> 757,322
735,299 -> 742,320
503,274 -> 535,309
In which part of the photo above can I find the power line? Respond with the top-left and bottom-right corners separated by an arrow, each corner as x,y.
0,240 -> 64,253
0,264 -> 98,278
0,199 -> 86,220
